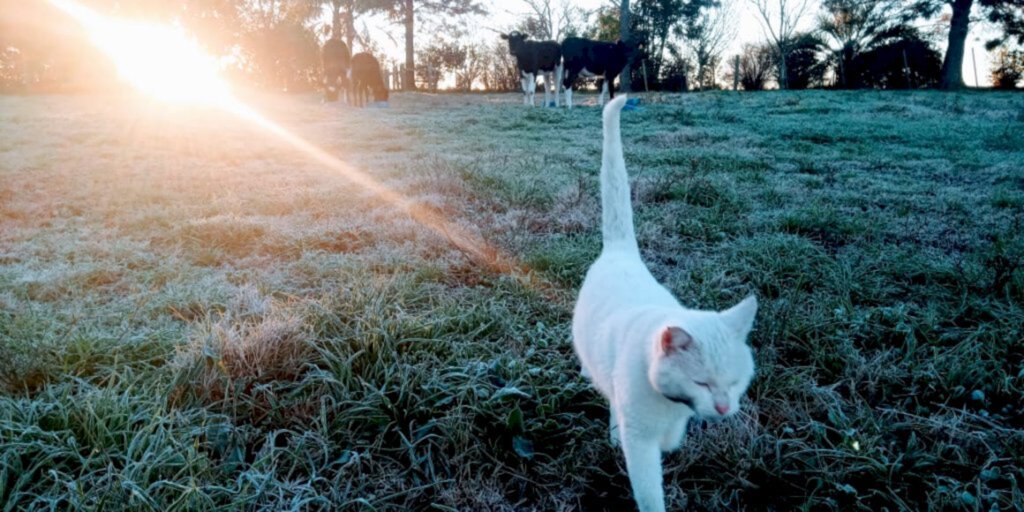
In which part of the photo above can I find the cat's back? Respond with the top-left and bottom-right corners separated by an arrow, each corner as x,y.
578,250 -> 676,308
572,250 -> 679,395
573,250 -> 678,359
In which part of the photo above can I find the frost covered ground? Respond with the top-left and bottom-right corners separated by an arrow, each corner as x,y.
1,90 -> 1023,510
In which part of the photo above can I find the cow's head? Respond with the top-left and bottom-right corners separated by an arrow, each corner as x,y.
500,31 -> 529,55
617,39 -> 646,62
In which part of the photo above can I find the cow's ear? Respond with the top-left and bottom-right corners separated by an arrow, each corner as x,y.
500,33 -> 509,40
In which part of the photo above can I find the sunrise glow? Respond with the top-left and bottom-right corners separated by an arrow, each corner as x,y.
48,0 -> 233,106
45,0 -> 520,278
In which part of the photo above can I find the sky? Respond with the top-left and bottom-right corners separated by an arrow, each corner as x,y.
350,0 -> 996,87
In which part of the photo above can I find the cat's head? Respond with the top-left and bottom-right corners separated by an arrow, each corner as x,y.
648,296 -> 757,419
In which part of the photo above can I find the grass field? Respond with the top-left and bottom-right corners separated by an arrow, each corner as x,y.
1,89 -> 1023,511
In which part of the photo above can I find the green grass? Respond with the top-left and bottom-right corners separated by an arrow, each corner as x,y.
1,89 -> 1023,510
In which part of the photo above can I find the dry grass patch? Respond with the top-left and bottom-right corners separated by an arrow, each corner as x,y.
172,286 -> 314,409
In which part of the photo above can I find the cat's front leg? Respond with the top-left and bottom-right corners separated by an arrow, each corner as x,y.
659,416 -> 689,452
620,431 -> 665,512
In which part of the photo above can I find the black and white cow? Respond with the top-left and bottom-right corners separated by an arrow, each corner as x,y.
501,31 -> 562,107
348,52 -> 389,108
322,38 -> 351,103
561,38 -> 643,109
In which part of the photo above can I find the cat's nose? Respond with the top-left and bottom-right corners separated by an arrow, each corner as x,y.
715,404 -> 730,415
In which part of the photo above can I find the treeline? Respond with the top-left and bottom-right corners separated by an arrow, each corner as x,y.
603,0 -> 1023,91
1,0 -> 1022,92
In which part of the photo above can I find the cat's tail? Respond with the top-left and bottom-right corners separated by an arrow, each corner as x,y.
600,95 -> 638,254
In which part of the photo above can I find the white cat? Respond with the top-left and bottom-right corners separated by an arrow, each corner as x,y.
572,96 -> 758,512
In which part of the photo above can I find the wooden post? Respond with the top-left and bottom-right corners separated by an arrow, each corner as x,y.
733,55 -> 739,91
642,61 -> 649,91
971,46 -> 979,87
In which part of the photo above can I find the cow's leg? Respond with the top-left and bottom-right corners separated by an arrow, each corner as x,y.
342,73 -> 351,106
555,63 -> 563,107
344,70 -> 351,106
599,80 -> 608,106
608,72 -> 617,100
527,73 -> 537,107
563,69 -> 576,109
542,72 -> 552,107
520,72 -> 531,106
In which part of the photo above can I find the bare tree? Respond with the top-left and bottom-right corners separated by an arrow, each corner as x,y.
737,42 -> 775,90
480,39 -> 520,91
747,0 -> 811,89
687,0 -> 738,90
516,0 -> 585,41
454,44 -> 485,90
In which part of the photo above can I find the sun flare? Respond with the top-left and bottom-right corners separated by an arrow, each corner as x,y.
48,0 -> 233,107
44,0 -> 522,279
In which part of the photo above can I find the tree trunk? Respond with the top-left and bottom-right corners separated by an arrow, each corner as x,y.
331,0 -> 343,40
940,0 -> 973,90
838,46 -> 848,88
778,49 -> 788,90
344,7 -> 355,50
619,0 -> 631,93
404,0 -> 415,91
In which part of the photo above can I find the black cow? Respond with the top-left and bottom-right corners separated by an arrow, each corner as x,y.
322,39 -> 351,103
561,38 -> 643,109
500,31 -> 562,107
348,52 -> 389,107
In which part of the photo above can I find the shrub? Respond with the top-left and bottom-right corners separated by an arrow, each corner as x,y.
739,43 -> 774,91
991,48 -> 1023,90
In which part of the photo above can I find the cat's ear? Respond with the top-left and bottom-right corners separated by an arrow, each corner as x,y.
721,295 -> 758,341
660,326 -> 694,354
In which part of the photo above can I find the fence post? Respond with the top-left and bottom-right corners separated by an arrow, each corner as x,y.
971,47 -> 979,87
733,55 -> 739,91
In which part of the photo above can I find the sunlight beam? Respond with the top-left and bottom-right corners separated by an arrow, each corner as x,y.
46,0 -> 531,282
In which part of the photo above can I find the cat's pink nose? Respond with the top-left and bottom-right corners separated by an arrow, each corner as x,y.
715,404 -> 730,415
